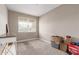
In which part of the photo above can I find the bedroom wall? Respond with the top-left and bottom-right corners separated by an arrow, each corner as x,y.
8,10 -> 39,41
39,4 -> 79,43
0,4 -> 8,36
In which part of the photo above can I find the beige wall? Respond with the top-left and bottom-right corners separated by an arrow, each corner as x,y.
8,10 -> 39,41
0,4 -> 8,36
39,5 -> 79,43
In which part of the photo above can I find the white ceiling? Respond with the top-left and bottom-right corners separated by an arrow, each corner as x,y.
6,4 -> 61,16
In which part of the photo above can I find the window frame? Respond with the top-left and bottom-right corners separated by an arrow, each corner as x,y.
18,16 -> 36,33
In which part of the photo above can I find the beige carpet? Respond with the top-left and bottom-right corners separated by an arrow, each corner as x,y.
16,40 -> 68,55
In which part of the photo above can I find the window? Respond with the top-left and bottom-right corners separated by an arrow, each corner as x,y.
18,17 -> 36,32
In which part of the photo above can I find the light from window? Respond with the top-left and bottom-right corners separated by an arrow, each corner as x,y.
18,17 -> 36,32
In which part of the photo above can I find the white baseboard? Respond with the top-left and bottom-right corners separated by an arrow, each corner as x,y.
40,39 -> 51,44
16,38 -> 39,43
15,38 -> 51,45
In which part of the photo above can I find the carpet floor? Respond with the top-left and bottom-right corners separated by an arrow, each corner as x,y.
16,40 -> 68,55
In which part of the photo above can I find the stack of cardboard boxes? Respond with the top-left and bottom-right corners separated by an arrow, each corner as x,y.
51,35 -> 72,52
51,36 -> 64,49
60,36 -> 72,52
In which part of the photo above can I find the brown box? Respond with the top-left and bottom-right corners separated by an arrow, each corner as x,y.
60,43 -> 67,52
51,36 -> 72,52
51,36 -> 64,44
60,38 -> 72,52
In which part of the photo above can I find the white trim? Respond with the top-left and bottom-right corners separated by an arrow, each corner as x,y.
16,38 -> 39,43
40,38 -> 51,44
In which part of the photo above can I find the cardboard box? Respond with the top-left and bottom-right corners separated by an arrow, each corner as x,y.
51,41 -> 60,49
51,36 -> 64,44
60,43 -> 67,52
60,38 -> 72,52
